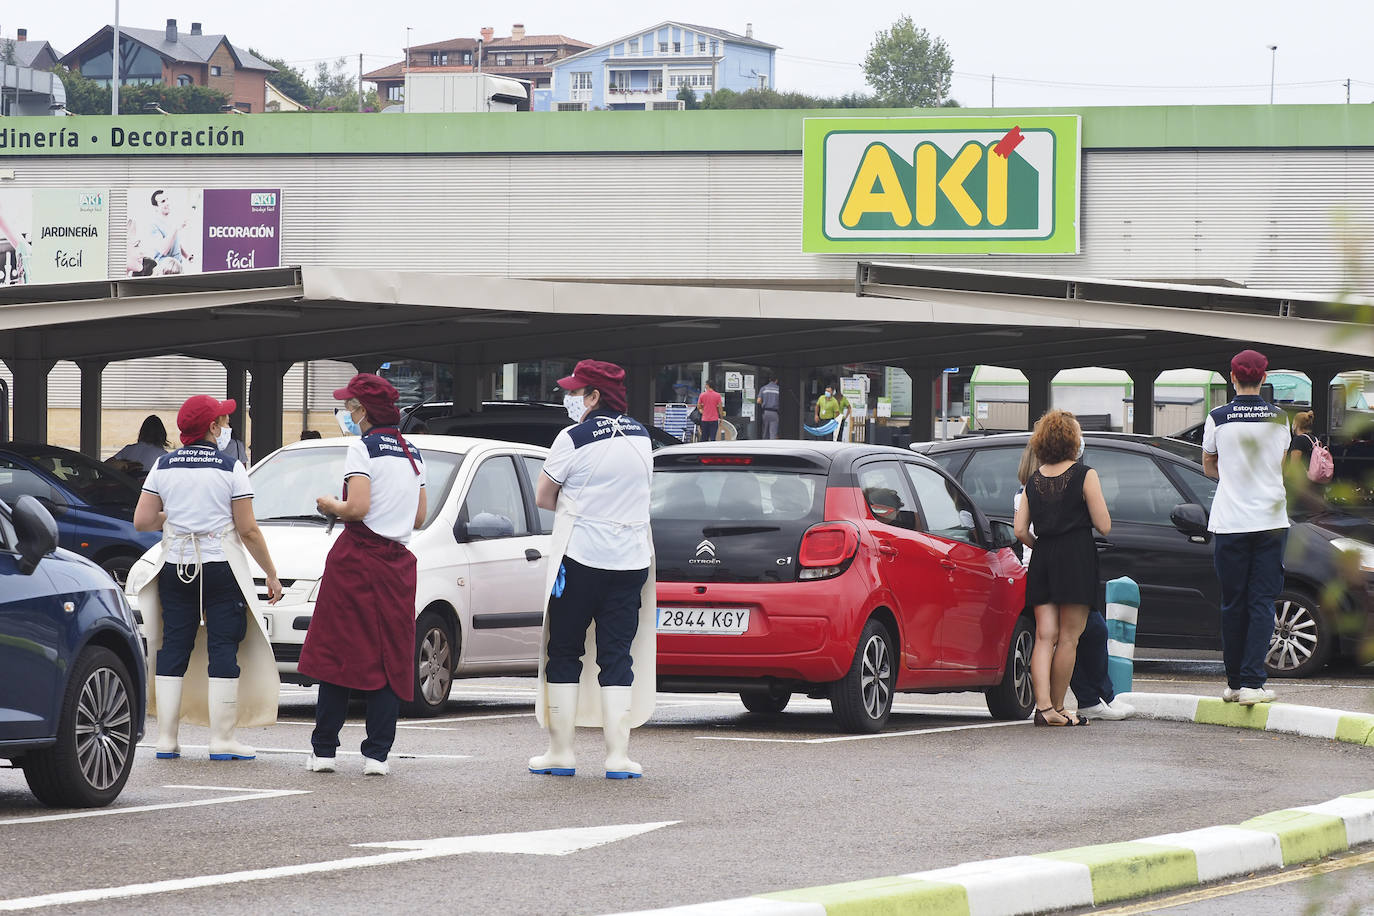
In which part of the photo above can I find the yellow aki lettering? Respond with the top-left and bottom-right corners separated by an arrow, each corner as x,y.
840,144 -> 912,228
838,140 -> 1013,229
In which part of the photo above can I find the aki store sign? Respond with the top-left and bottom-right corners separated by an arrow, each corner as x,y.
802,115 -> 1080,254
127,188 -> 281,277
0,188 -> 108,286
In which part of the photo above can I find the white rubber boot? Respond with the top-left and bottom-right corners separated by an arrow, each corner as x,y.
154,676 -> 183,759
528,683 -> 578,776
207,677 -> 256,760
601,686 -> 641,779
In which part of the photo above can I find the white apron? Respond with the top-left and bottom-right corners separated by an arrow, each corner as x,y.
129,524 -> 279,728
534,421 -> 656,729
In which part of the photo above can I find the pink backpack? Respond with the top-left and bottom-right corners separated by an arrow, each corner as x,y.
1306,435 -> 1334,483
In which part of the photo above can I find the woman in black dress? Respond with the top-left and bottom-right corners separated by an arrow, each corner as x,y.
1014,410 -> 1112,726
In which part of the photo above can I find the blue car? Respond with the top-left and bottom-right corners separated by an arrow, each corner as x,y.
0,442 -> 161,588
1,495 -> 147,807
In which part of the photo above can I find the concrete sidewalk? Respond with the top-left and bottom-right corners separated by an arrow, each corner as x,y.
604,693 -> 1374,916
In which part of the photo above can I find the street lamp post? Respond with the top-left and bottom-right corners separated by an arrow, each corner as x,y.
111,0 -> 120,115
1268,44 -> 1278,104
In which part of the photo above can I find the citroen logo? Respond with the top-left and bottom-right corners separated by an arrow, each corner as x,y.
695,539 -> 716,558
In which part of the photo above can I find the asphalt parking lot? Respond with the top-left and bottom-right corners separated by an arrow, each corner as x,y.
2,658 -> 1372,915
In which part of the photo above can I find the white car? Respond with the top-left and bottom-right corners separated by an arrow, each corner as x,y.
131,435 -> 552,716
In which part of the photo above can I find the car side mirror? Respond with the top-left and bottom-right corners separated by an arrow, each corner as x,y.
989,520 -> 1019,550
13,495 -> 58,575
454,512 -> 516,542
1170,503 -> 1210,537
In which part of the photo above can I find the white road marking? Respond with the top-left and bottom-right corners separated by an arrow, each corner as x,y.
134,744 -> 471,760
0,785 -> 309,826
271,712 -> 529,731
0,821 -> 678,911
697,719 -> 1031,743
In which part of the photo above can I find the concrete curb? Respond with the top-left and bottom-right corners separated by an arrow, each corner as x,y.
604,694 -> 1374,916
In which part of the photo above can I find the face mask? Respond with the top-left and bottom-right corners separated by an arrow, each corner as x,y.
335,407 -> 361,436
563,394 -> 586,423
216,425 -> 232,450
825,390 -> 833,398
1076,438 -> 1086,460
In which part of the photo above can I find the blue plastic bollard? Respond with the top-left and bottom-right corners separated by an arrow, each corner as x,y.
1104,577 -> 1140,697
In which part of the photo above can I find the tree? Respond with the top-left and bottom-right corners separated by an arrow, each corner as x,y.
863,15 -> 955,108
676,85 -> 698,110
249,49 -> 314,106
52,66 -> 229,114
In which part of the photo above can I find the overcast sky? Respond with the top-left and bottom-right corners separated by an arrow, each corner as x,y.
13,1 -> 1373,106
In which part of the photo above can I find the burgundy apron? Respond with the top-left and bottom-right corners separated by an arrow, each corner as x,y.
298,521 -> 417,700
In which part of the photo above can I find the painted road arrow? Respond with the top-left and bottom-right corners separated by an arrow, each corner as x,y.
0,821 -> 678,911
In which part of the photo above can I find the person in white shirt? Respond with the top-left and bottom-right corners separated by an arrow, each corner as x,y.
299,374 -> 426,777
1202,349 -> 1291,706
530,360 -> 655,779
134,395 -> 282,761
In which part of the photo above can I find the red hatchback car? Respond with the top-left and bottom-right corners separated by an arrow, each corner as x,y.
651,441 -> 1033,732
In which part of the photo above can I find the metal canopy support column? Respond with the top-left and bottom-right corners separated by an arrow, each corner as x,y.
223,360 -> 249,437
10,332 -> 53,443
248,361 -> 287,461
1128,367 -> 1156,435
1304,366 -> 1337,438
780,367 -> 803,439
78,360 -> 108,458
901,363 -> 935,443
627,362 -> 654,424
451,347 -> 482,414
1026,368 -> 1053,430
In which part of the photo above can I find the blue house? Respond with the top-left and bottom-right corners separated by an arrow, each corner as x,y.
546,22 -> 777,111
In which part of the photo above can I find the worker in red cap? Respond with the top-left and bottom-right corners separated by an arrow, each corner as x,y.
298,373 -> 426,776
529,359 -> 656,779
132,394 -> 283,762
1202,349 -> 1291,707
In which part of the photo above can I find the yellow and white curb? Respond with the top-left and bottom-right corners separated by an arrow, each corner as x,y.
605,694 -> 1374,916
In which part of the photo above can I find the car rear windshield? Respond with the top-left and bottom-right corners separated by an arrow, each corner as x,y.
251,446 -> 463,529
651,468 -> 825,583
16,448 -> 141,507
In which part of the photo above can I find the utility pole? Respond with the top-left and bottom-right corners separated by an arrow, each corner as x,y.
1346,78 -> 1352,103
1267,44 -> 1277,104
358,53 -> 363,112
112,0 -> 120,115
990,73 -> 995,108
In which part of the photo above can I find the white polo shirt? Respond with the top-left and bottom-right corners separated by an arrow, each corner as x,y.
1202,395 -> 1291,534
142,442 -> 252,562
543,410 -> 653,570
343,430 -> 426,544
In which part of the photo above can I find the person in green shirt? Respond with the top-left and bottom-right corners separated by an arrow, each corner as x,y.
813,385 -> 852,441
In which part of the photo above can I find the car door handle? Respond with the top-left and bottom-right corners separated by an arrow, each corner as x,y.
939,559 -> 956,570
1095,538 -> 1114,551
525,548 -> 542,562
877,545 -> 898,558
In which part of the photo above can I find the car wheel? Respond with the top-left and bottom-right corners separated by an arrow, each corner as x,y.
740,690 -> 791,715
1266,588 -> 1332,678
985,615 -> 1035,720
830,618 -> 895,733
21,647 -> 136,808
99,555 -> 136,590
403,610 -> 456,717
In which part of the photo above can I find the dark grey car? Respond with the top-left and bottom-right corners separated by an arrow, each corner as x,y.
914,432 -> 1374,677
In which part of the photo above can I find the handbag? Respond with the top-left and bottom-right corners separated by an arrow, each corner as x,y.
688,407 -> 703,425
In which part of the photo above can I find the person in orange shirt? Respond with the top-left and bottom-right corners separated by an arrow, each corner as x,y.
697,380 -> 723,441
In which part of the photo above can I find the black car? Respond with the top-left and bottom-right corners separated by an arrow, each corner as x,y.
914,432 -> 1374,677
1,496 -> 147,807
400,401 -> 682,449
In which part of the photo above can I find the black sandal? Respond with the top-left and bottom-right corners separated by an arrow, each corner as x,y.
1033,707 -> 1068,727
1056,707 -> 1091,726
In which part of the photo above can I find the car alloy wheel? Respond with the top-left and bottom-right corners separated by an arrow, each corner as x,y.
985,616 -> 1035,720
1266,589 -> 1331,678
22,647 -> 136,807
830,618 -> 896,733
404,609 -> 456,717
75,666 -> 134,791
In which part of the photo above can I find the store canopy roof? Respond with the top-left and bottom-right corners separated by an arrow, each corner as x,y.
2,264 -> 1371,374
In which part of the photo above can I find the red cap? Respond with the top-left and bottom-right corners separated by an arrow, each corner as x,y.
556,359 -> 628,412
177,395 -> 235,446
333,373 -> 401,426
1230,349 -> 1268,386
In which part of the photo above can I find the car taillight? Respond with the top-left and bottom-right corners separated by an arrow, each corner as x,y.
798,522 -> 859,580
698,456 -> 754,465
